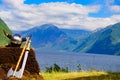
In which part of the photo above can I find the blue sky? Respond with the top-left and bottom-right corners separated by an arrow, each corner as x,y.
0,0 -> 120,31
24,0 -> 97,5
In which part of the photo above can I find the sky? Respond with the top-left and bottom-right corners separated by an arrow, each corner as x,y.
0,0 -> 120,31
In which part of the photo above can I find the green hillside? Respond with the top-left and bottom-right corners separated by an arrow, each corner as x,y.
0,18 -> 12,46
74,22 -> 120,55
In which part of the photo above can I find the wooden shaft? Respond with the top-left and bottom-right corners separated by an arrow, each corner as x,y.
14,44 -> 27,73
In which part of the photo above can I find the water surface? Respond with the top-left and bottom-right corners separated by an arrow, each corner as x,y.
36,51 -> 120,72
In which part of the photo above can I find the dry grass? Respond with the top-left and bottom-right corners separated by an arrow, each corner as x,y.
42,71 -> 110,80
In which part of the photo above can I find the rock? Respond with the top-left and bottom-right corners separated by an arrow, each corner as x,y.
0,47 -> 44,80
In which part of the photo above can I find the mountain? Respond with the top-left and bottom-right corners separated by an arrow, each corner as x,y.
61,29 -> 91,40
74,22 -> 120,55
20,24 -> 79,51
0,18 -> 12,46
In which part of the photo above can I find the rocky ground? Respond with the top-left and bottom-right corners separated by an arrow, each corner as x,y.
0,47 -> 44,80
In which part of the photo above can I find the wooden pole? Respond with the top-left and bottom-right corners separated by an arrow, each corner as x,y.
13,43 -> 27,76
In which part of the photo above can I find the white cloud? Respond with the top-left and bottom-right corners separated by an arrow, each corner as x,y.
0,0 -> 120,31
2,0 -> 24,9
110,5 -> 120,13
105,0 -> 120,13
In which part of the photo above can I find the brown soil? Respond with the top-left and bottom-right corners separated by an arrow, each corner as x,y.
0,47 -> 44,80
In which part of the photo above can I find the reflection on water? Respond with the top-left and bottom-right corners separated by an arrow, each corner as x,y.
36,51 -> 120,72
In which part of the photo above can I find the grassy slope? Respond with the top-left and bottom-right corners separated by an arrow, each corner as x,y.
42,71 -> 120,80
0,18 -> 12,46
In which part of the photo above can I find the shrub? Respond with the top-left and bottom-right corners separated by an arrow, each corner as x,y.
77,64 -> 82,72
45,63 -> 69,73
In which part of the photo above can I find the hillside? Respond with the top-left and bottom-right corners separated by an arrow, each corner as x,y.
0,18 -> 12,46
74,22 -> 120,55
20,24 -> 79,51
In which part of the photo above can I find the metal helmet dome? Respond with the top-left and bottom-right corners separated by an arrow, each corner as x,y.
13,34 -> 22,41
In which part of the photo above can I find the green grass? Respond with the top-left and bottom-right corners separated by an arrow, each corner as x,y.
0,18 -> 12,46
42,71 -> 120,80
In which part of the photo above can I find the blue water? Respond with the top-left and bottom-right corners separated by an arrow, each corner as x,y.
35,51 -> 120,72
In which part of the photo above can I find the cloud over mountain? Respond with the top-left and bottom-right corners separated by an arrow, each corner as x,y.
0,0 -> 120,31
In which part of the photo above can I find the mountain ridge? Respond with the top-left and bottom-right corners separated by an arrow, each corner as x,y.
74,22 -> 120,55
19,24 -> 86,51
1,18 -> 120,55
